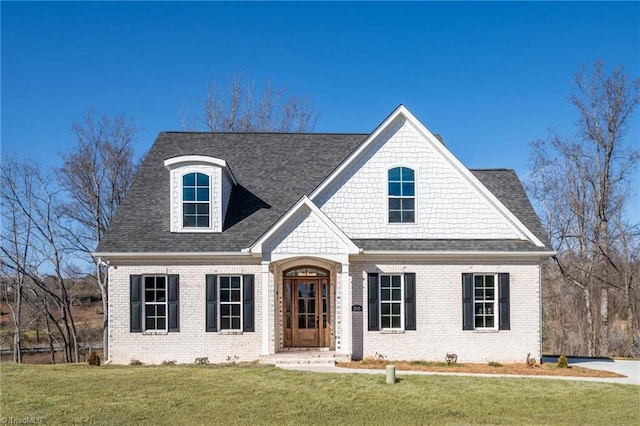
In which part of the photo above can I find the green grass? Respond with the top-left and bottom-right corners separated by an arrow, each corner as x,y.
1,363 -> 638,425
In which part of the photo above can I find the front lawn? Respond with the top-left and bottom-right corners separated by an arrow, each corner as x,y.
1,363 -> 638,425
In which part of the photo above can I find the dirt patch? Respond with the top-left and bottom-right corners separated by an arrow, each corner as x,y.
337,359 -> 625,378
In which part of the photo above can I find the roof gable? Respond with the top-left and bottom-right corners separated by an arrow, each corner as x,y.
310,105 -> 545,247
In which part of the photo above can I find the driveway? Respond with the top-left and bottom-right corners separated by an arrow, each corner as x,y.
280,358 -> 640,385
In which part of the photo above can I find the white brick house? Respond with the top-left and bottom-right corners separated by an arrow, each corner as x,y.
95,105 -> 553,365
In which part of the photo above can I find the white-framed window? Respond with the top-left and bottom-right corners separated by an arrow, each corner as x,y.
144,276 -> 167,331
474,274 -> 496,329
388,167 -> 415,223
219,276 -> 242,330
182,172 -> 210,228
380,274 -> 403,329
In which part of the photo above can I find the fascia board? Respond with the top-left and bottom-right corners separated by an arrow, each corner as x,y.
356,250 -> 556,261
164,155 -> 238,186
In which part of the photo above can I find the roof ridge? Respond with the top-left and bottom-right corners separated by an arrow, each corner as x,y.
160,131 -> 370,136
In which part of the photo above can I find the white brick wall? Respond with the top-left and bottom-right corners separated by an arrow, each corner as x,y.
316,118 -> 519,240
350,260 -> 541,363
108,258 -> 540,364
108,262 -> 263,364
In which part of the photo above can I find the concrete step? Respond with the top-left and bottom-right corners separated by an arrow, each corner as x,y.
261,351 -> 350,366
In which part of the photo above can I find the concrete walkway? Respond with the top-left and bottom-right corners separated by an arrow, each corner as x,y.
279,357 -> 640,385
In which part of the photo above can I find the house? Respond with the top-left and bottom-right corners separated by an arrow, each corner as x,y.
94,105 -> 554,365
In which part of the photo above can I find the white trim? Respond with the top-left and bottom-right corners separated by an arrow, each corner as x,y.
358,250 -> 556,259
472,273 -> 498,331
164,155 -> 238,186
218,275 -> 243,332
250,196 -> 359,255
340,263 -> 351,355
309,105 -> 545,247
386,165 -> 417,225
261,261 -> 270,355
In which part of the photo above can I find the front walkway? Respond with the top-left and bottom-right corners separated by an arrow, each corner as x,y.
279,358 -> 640,385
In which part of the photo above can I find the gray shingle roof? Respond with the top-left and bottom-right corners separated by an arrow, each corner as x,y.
96,134 -> 549,254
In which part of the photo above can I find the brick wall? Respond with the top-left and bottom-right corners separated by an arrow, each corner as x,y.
108,262 -> 262,364
350,260 -> 541,363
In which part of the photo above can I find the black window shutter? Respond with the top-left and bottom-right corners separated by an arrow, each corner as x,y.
404,272 -> 416,330
367,273 -> 379,331
168,275 -> 179,332
462,273 -> 474,330
498,273 -> 510,330
130,275 -> 142,333
243,274 -> 255,332
206,274 -> 217,332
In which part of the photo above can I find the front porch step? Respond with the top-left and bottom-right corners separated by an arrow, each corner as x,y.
261,351 -> 351,366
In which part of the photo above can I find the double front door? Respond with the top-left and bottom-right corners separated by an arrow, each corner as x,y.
283,277 -> 330,348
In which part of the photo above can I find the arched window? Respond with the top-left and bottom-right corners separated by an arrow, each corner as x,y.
182,172 -> 210,228
388,167 -> 415,223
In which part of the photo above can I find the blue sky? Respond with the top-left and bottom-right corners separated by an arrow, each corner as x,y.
2,1 -> 639,217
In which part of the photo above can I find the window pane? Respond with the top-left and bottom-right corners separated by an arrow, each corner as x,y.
183,188 -> 195,201
220,290 -> 230,303
485,275 -> 495,286
402,198 -> 415,210
307,316 -> 315,328
220,276 -> 229,287
196,173 -> 209,186
298,300 -> 306,314
183,173 -> 195,186
389,198 -> 401,210
156,290 -> 165,302
486,317 -> 494,328
146,318 -> 155,330
381,303 -> 390,315
381,276 -> 390,286
196,216 -> 209,227
308,300 -> 315,314
389,211 -> 401,222
475,275 -> 484,286
157,305 -> 166,316
391,316 -> 401,328
231,289 -> 241,302
145,289 -> 155,302
221,318 -> 231,330
298,316 -> 307,329
388,183 -> 401,196
183,204 -> 196,214
475,304 -> 483,314
401,167 -> 414,181
231,318 -> 241,330
197,188 -> 209,201
391,275 -> 401,287
381,289 -> 390,301
486,289 -> 495,300
391,303 -> 400,315
388,167 -> 401,181
402,182 -> 415,196
231,277 -> 241,287
183,216 -> 195,227
402,210 -> 415,223
196,204 -> 209,214
231,304 -> 241,316
221,305 -> 231,316
392,289 -> 401,301
157,318 -> 166,330
145,304 -> 155,316
381,316 -> 391,329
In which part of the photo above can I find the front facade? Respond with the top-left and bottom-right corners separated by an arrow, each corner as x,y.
95,106 -> 553,365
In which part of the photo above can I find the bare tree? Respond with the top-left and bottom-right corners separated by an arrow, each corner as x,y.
528,60 -> 640,356
181,72 -> 320,132
1,156 -> 80,362
58,110 -> 139,360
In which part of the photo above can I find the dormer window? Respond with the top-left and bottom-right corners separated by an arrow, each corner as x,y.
388,167 -> 415,223
164,155 -> 237,233
182,172 -> 210,228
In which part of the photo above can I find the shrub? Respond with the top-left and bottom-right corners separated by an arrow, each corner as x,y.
162,360 -> 177,366
445,353 -> 458,365
130,359 -> 144,366
374,352 -> 387,361
226,355 -> 239,364
557,354 -> 569,368
488,361 -> 502,367
526,353 -> 536,368
195,357 -> 209,365
87,351 -> 101,366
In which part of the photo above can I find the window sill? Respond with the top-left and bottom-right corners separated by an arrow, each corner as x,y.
218,330 -> 243,335
380,329 -> 405,334
142,331 -> 168,336
472,329 -> 499,333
